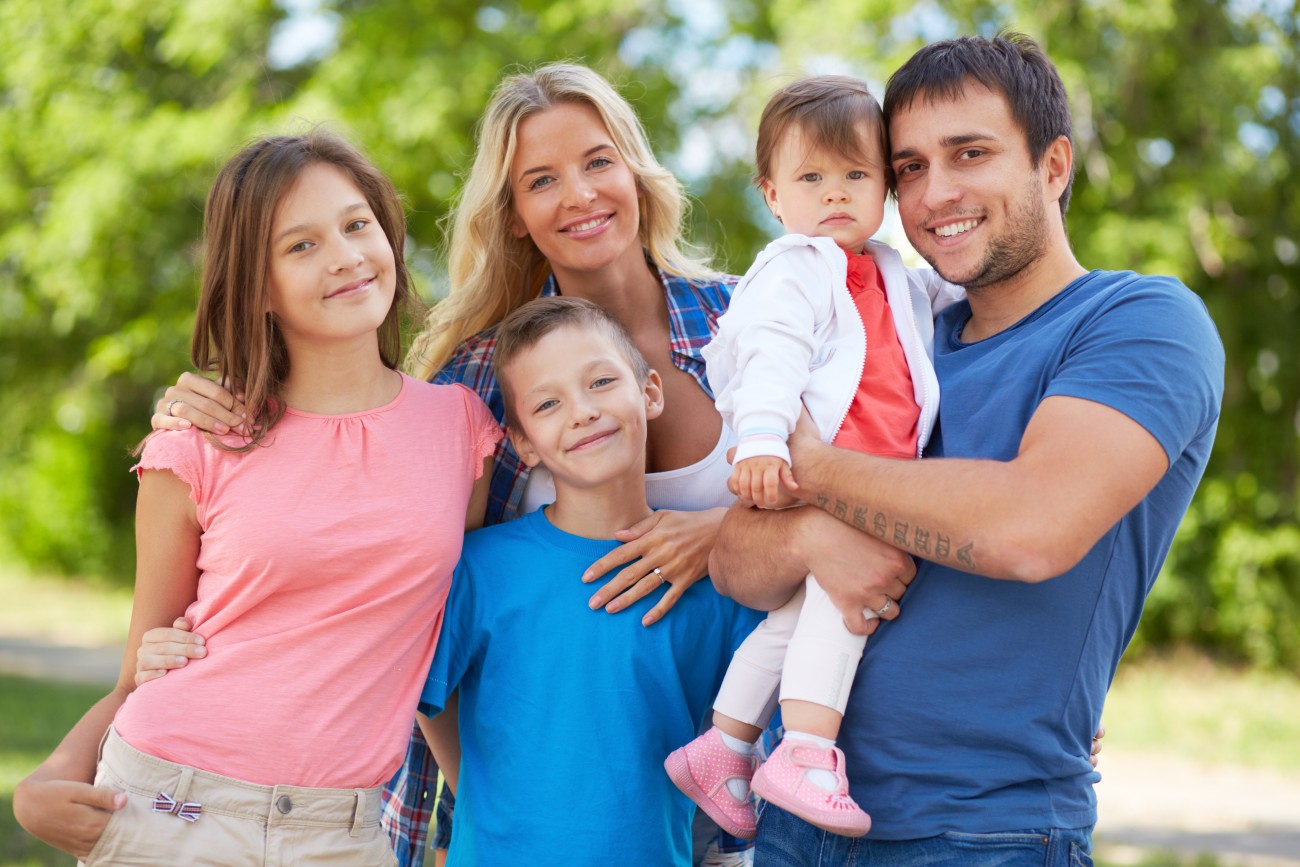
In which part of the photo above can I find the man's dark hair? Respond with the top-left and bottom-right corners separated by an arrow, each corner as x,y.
883,31 -> 1074,216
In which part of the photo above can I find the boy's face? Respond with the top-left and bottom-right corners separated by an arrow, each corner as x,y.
761,122 -> 888,254
505,324 -> 664,491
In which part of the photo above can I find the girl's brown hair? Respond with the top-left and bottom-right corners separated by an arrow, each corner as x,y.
193,130 -> 415,450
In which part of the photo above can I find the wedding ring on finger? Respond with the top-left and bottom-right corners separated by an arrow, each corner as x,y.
165,399 -> 183,416
874,597 -> 894,617
651,567 -> 665,585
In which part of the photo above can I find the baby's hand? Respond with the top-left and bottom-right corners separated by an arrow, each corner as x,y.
135,617 -> 205,687
731,456 -> 798,509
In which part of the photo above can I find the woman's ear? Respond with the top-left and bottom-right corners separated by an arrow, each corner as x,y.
509,212 -> 530,240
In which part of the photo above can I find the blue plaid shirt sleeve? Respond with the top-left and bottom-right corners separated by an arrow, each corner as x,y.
380,265 -> 737,862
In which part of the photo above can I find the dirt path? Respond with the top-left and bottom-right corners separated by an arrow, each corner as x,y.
2,637 -> 1297,863
1097,749 -> 1300,864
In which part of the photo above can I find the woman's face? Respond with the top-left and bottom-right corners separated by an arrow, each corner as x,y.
508,102 -> 645,282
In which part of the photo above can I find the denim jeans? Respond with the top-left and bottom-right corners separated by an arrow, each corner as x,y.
754,803 -> 1094,867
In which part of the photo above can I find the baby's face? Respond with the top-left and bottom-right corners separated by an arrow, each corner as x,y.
761,122 -> 888,254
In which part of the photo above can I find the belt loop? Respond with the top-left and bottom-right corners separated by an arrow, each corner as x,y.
172,765 -> 196,803
97,726 -> 114,764
350,789 -> 366,837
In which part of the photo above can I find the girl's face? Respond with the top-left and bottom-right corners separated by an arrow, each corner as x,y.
760,122 -> 888,254
508,102 -> 646,283
266,162 -> 396,348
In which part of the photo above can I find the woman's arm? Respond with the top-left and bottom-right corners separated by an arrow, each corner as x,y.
582,506 -> 727,627
418,693 -> 461,797
15,469 -> 201,858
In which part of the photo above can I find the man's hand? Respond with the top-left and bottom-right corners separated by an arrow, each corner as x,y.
799,509 -> 916,634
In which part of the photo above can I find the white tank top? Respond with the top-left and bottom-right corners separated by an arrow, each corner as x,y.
520,425 -> 738,514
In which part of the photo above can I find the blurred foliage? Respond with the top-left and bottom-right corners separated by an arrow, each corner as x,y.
1,0 -> 1296,665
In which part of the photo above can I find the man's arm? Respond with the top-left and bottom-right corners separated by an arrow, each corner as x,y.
710,502 -> 917,635
788,394 -> 1170,582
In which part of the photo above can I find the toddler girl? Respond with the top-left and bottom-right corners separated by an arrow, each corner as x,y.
666,75 -> 962,838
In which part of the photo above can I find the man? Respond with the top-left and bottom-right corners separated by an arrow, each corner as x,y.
710,32 -> 1224,865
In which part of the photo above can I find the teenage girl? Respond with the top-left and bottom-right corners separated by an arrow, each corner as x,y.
13,131 -> 498,864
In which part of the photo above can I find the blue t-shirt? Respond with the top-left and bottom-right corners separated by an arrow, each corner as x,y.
842,270 -> 1223,837
420,507 -> 761,865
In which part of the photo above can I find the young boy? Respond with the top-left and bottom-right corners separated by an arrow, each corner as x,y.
419,296 -> 760,865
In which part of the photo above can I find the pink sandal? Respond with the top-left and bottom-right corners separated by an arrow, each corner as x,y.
750,738 -> 872,837
664,728 -> 758,839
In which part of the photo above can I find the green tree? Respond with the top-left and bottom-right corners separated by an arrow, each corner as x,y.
0,0 -> 295,576
3,0 -> 1296,668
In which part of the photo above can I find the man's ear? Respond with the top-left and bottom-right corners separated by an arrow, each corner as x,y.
508,425 -> 542,468
1042,135 -> 1073,206
643,369 -> 665,421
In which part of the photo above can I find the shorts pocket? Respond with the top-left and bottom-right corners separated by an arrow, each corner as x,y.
1070,841 -> 1095,867
80,806 -> 123,866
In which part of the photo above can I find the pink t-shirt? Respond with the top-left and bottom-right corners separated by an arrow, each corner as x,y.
115,374 -> 500,788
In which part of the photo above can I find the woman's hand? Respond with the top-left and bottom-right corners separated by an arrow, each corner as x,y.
582,507 -> 727,627
13,776 -> 124,860
1090,724 -> 1105,769
151,372 -> 247,434
134,617 -> 205,687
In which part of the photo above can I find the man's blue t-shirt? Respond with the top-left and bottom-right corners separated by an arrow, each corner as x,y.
420,507 -> 761,865
841,270 -> 1223,837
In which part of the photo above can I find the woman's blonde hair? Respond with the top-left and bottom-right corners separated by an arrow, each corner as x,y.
406,62 -> 717,379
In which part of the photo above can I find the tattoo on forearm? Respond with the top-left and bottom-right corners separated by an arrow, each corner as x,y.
822,497 -> 975,569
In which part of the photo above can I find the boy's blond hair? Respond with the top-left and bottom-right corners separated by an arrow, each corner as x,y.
495,297 -> 651,430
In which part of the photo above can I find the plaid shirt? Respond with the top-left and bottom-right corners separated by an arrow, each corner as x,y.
381,263 -> 736,865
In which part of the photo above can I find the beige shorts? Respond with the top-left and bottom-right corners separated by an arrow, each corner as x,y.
81,727 -> 397,866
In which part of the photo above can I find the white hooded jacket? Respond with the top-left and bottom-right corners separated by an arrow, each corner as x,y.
703,234 -> 966,465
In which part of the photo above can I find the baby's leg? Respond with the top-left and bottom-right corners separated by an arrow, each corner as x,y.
749,574 -> 872,837
778,574 -> 868,739
665,586 -> 804,841
711,583 -> 804,743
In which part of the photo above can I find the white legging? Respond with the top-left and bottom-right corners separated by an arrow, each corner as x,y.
712,573 -> 871,728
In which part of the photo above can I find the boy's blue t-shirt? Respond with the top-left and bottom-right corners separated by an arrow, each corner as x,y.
840,270 -> 1224,836
420,507 -> 761,865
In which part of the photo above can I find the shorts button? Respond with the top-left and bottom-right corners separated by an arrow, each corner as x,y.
276,795 -> 292,814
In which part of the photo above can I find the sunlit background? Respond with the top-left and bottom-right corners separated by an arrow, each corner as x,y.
1,1 -> 1297,861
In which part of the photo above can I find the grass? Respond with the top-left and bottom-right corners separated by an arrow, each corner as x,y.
0,676 -> 102,866
0,571 -> 130,647
1104,649 -> 1300,773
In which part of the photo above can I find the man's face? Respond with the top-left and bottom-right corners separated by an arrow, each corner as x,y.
888,83 -> 1052,291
